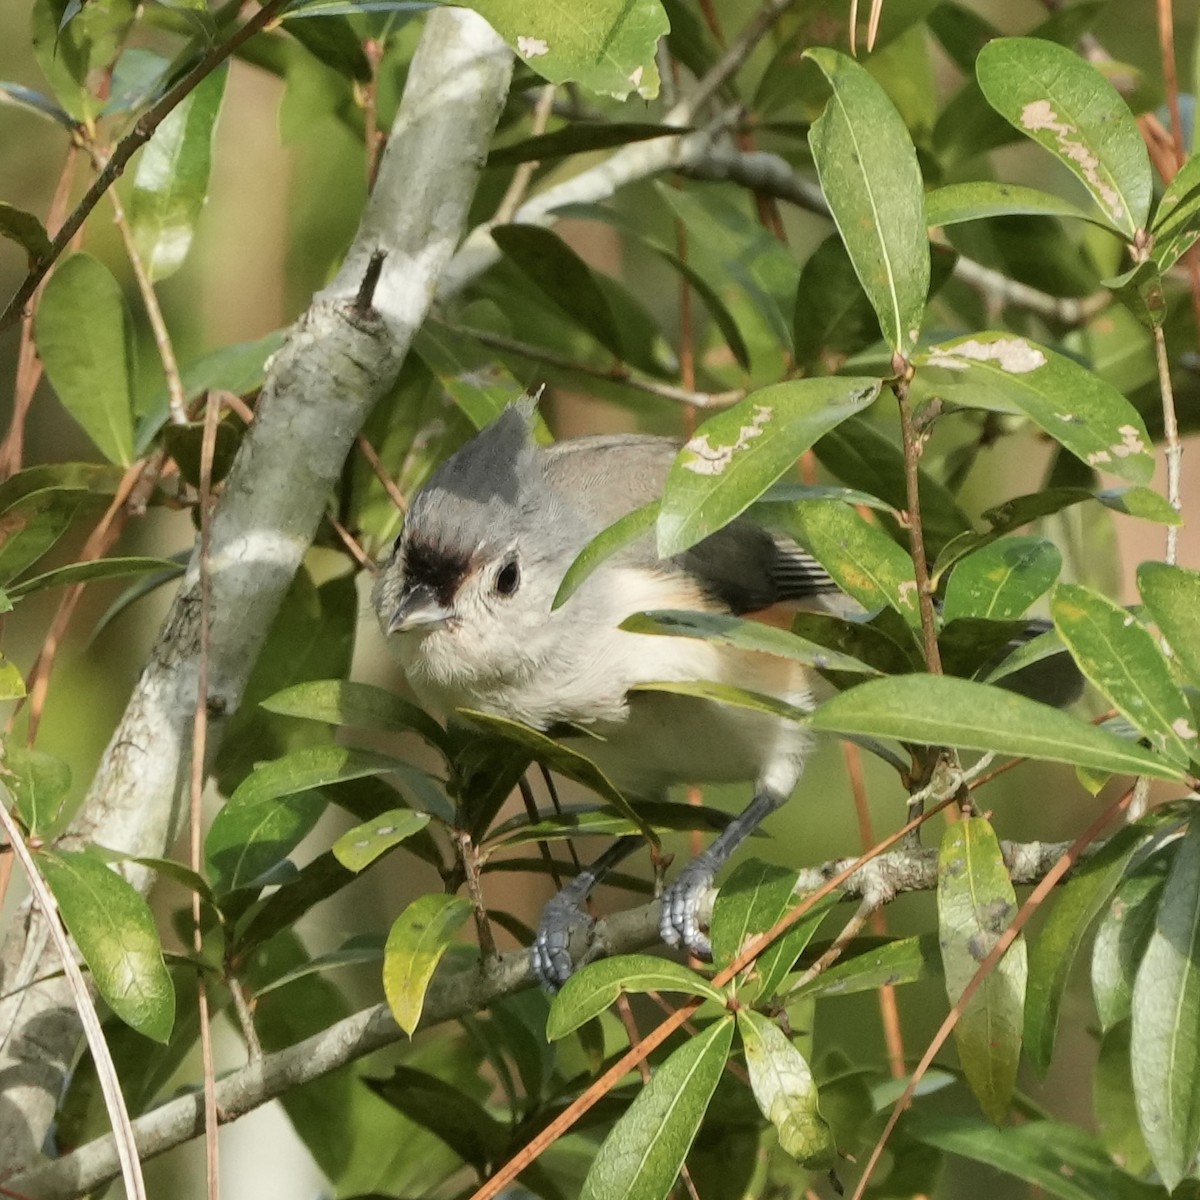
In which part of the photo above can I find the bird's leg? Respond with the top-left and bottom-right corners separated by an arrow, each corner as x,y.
531,835 -> 642,991
659,786 -> 789,960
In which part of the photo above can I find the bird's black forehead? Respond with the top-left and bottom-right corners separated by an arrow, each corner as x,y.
402,536 -> 474,607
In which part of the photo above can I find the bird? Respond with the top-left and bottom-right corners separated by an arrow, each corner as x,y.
373,397 -> 851,989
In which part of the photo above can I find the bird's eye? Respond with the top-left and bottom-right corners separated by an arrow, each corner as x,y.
494,559 -> 520,597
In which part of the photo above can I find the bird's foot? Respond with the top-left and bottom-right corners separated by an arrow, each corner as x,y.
659,856 -> 716,961
532,889 -> 597,992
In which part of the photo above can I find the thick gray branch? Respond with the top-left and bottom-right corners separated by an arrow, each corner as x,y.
0,8 -> 512,1174
9,836 -> 1073,1200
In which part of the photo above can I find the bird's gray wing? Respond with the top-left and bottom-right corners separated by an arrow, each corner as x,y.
542,434 -> 839,614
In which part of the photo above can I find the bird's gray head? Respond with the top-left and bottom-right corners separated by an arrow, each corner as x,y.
373,399 -> 587,689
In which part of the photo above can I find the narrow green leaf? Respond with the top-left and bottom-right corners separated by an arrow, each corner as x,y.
414,321 -> 529,432
809,675 -> 1181,779
792,234 -> 886,373
622,610 -> 881,675
39,849 -> 175,1042
580,1017 -> 734,1200
1094,1020 -> 1153,1176
553,500 -> 659,609
630,679 -> 810,724
0,488 -> 88,586
547,955 -> 725,1040
467,0 -> 666,100
1150,150 -> 1200,272
786,499 -> 920,626
925,180 -> 1099,229
35,254 -> 135,465
129,65 -> 227,281
657,378 -> 881,557
0,203 -> 52,263
1138,563 -> 1200,692
738,1009 -> 835,1167
1092,867 -> 1164,1032
919,332 -> 1155,485
976,37 -> 1151,237
4,744 -> 71,836
332,810 -> 431,873
260,679 -> 449,754
1052,582 -> 1196,766
754,894 -> 839,1002
710,860 -> 799,973
488,122 -> 681,167
1132,820 -> 1200,1189
383,893 -> 472,1036
937,817 -> 1026,1123
804,47 -> 930,354
0,655 -> 23,700
790,932 -> 941,1000
1024,825 -> 1144,1074
7,556 -> 181,599
0,80 -> 75,127
981,485 -> 1182,534
943,536 -> 1061,622
908,1114 -> 1134,1200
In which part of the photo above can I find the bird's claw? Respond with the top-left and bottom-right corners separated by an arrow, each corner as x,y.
532,890 -> 596,992
659,859 -> 715,961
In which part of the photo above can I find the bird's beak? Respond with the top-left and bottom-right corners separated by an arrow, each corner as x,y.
386,583 -> 454,635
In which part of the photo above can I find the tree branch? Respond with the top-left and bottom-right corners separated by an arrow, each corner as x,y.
0,8 -> 513,1173
8,836 -> 1075,1200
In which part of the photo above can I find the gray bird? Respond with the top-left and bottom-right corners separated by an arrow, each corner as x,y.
373,398 -> 846,989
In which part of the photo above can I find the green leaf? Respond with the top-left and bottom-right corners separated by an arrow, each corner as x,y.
553,500 -> 659,609
977,485 -> 1180,537
786,500 -> 920,626
0,80 -> 75,127
0,654 -> 23,700
6,556 -> 182,599
1092,866 -> 1164,1032
937,816 -> 1025,1123
1151,150 -> 1200,272
457,709 -> 653,841
332,810 -> 432,873
630,679 -> 810,724
621,610 -> 881,676
790,932 -> 941,1000
908,1114 -> 1136,1200
1052,582 -> 1197,766
488,122 -> 682,167
4,743 -> 71,836
942,536 -> 1061,622
975,37 -> 1152,237
1024,825 -> 1144,1075
0,488 -> 89,586
792,234 -> 885,373
466,0 -> 667,100
1132,820 -> 1200,1190
925,180 -> 1099,229
260,679 -> 449,754
414,321 -> 530,432
804,47 -> 930,355
31,0 -> 135,121
0,202 -> 52,263
918,332 -> 1155,485
129,64 -> 227,282
1138,563 -> 1200,692
383,893 -> 473,1036
35,254 -> 136,465
710,860 -> 799,974
580,1017 -> 734,1200
39,848 -> 174,1042
1095,1020 -> 1153,1176
738,1009 -> 834,1168
547,955 -> 725,1039
809,675 -> 1182,779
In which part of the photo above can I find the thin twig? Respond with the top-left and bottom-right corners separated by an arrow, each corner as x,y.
0,791 -> 148,1200
493,85 -> 557,225
356,434 -> 408,514
849,784 -> 1136,1199
0,0 -> 290,334
228,977 -> 263,1060
328,513 -> 377,573
1152,324 -> 1182,564
462,325 -> 745,409
191,391 -> 222,1199
454,830 -> 498,962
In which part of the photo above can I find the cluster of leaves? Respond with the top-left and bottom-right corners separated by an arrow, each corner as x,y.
5,1 -> 1200,1199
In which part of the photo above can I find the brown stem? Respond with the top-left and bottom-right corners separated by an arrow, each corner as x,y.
0,0 -> 290,334
1152,324 -> 1182,564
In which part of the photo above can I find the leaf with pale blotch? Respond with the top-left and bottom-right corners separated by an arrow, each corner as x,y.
580,1018 -> 734,1200
738,1010 -> 835,1168
937,817 -> 1026,1123
35,255 -> 135,465
1132,821 -> 1200,1189
1052,582 -> 1197,767
943,536 -> 1061,623
810,675 -> 1182,779
332,809 -> 431,873
976,38 -> 1151,237
547,955 -> 724,1040
1139,563 -> 1200,693
917,332 -> 1154,485
657,377 -> 881,557
383,893 -> 473,1036
804,48 -> 929,354
39,849 -> 175,1042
